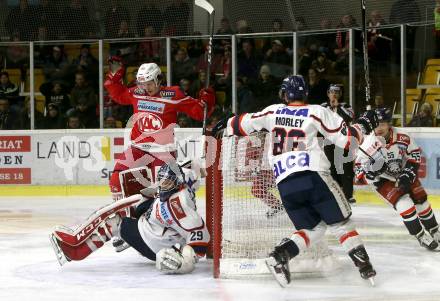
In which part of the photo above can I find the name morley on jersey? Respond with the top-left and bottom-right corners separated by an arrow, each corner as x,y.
275,116 -> 304,127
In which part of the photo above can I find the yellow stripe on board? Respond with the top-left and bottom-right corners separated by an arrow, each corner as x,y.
0,185 -> 439,209
101,137 -> 111,161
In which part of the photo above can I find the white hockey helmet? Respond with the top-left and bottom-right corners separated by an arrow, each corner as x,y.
136,63 -> 162,86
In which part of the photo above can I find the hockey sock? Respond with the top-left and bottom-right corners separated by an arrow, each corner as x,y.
328,219 -> 363,253
396,196 -> 423,236
416,201 -> 439,234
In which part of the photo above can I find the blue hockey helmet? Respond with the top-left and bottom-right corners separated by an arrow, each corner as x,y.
156,162 -> 185,200
279,75 -> 308,101
374,107 -> 392,123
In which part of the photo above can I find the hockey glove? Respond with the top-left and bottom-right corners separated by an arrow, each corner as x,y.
211,113 -> 234,139
355,110 -> 379,135
396,167 -> 417,194
106,55 -> 125,82
156,245 -> 196,274
198,88 -> 216,115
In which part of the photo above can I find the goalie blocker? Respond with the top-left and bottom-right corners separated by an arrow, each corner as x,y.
50,162 -> 210,274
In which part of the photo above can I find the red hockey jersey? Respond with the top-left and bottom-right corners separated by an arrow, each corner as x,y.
105,80 -> 215,150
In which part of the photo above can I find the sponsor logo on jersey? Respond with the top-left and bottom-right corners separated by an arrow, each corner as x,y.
275,108 -> 309,117
396,134 -> 410,144
273,152 -> 310,178
160,201 -> 173,225
137,100 -> 165,113
137,112 -> 164,133
275,117 -> 304,128
155,203 -> 165,225
169,197 -> 186,220
160,90 -> 176,98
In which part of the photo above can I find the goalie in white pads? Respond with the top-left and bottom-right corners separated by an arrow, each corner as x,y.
50,162 -> 210,274
355,108 -> 440,251
212,75 -> 378,287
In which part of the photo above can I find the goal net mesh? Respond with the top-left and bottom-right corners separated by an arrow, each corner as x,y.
209,132 -> 339,278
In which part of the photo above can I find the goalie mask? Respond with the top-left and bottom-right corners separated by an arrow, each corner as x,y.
156,162 -> 185,201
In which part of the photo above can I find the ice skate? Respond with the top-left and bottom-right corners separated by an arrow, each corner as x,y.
112,237 -> 130,252
49,234 -> 70,266
416,230 -> 440,251
348,197 -> 356,204
265,247 -> 291,288
348,245 -> 376,285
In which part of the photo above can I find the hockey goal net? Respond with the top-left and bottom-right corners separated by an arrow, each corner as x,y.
206,132 -> 339,278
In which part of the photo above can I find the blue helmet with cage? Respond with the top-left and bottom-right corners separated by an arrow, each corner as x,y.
156,162 -> 185,201
374,107 -> 392,123
279,75 -> 308,101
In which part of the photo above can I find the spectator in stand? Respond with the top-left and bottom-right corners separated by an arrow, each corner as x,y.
177,114 -> 192,128
237,77 -> 256,114
69,72 -> 97,128
42,46 -> 72,85
187,35 -> 205,62
190,70 -> 207,98
137,3 -> 163,37
374,94 -> 386,109
41,103 -> 65,129
215,45 -> 232,88
172,48 -> 195,84
306,68 -> 329,105
334,15 -> 358,74
66,112 -> 85,129
237,39 -> 262,83
179,78 -> 193,97
368,10 -> 391,74
0,72 -> 19,103
61,0 -> 94,39
72,44 -> 99,85
40,81 -> 70,115
298,46 -> 313,77
216,17 -> 234,34
35,0 -> 60,40
116,20 -> 132,39
408,103 -> 434,127
264,39 -> 292,79
295,16 -> 308,31
0,98 -> 19,130
6,33 -> 29,68
135,26 -> 161,64
104,115 -> 123,128
196,45 -> 221,79
252,65 -> 280,110
104,0 -> 130,38
236,19 -> 253,34
5,0 -> 36,41
163,0 -> 190,36
311,52 -> 334,76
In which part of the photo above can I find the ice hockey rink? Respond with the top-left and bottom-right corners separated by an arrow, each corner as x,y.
1,193 -> 440,301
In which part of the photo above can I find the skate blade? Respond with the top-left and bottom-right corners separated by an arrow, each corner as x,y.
49,234 -> 68,266
265,258 -> 288,288
368,277 -> 375,287
115,244 -> 131,253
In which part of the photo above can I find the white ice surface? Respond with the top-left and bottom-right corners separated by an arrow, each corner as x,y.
1,196 -> 440,301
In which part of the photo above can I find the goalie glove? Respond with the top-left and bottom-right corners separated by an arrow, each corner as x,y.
156,245 -> 196,274
396,167 -> 417,194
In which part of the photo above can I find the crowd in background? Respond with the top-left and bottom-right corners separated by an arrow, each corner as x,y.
0,0 -> 438,130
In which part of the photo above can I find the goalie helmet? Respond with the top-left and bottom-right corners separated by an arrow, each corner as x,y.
156,162 -> 185,200
279,75 -> 308,101
137,63 -> 162,86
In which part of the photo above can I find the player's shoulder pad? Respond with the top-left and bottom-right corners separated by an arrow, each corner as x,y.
160,86 -> 184,100
393,128 -> 410,145
320,101 -> 329,107
167,189 -> 203,228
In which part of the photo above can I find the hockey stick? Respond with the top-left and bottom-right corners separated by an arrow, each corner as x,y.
195,0 -> 215,159
361,0 -> 372,110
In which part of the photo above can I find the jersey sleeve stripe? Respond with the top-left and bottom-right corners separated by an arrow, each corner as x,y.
232,114 -> 246,136
250,111 -> 274,119
310,114 -> 343,133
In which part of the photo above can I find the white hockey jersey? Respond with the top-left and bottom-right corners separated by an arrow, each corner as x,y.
226,103 -> 365,184
137,168 -> 210,255
355,127 -> 421,183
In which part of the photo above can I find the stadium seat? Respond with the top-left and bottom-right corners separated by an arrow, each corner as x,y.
392,88 -> 422,125
421,65 -> 440,85
426,59 -> 440,66
215,91 -> 226,106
